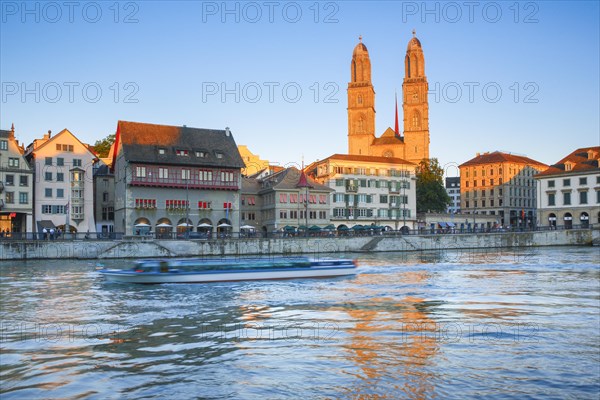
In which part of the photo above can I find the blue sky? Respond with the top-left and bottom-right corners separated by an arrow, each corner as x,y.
1,1 -> 598,175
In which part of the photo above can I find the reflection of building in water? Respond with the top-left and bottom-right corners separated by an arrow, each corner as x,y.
343,271 -> 439,399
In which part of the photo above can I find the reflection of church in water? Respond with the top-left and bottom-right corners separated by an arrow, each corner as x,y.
347,31 -> 430,165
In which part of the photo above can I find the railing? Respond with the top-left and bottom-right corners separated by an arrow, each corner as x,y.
0,224 -> 594,241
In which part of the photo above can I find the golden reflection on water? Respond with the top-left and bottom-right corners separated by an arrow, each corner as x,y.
343,270 -> 440,400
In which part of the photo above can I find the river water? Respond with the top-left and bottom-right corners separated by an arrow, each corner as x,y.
1,247 -> 599,399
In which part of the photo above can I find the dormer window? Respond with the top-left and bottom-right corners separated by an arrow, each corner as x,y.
158,148 -> 166,155
196,151 -> 207,158
176,149 -> 189,156
564,162 -> 573,171
215,152 -> 223,159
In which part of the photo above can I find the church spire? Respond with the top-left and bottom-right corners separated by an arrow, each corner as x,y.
348,37 -> 376,155
403,31 -> 430,164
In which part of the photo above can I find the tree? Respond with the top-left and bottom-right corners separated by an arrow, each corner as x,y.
415,158 -> 451,213
93,133 -> 115,158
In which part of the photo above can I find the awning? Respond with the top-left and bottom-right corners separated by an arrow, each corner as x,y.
38,220 -> 56,230
446,222 -> 455,227
439,222 -> 447,228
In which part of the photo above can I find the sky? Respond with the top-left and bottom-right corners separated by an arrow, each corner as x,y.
1,1 -> 599,176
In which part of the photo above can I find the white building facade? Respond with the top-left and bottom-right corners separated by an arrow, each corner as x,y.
25,129 -> 98,233
307,154 -> 417,231
535,147 -> 600,229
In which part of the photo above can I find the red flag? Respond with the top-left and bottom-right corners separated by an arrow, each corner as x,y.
394,91 -> 400,138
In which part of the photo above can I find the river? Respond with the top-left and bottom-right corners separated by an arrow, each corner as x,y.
1,246 -> 599,399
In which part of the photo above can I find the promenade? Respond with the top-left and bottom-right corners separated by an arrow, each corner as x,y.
0,227 -> 597,261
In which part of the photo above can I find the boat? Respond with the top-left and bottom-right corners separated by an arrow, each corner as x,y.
97,257 -> 357,284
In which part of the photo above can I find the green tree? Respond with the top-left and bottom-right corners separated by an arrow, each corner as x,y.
92,133 -> 115,158
415,158 -> 451,213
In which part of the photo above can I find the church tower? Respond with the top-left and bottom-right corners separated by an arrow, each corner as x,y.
402,30 -> 430,164
348,37 -> 376,155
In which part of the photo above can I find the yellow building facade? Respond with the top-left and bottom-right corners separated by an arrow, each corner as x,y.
348,32 -> 430,165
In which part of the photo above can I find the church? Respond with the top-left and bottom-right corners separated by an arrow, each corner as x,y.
347,31 -> 430,165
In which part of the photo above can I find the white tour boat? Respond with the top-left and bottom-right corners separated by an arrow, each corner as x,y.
98,257 -> 357,284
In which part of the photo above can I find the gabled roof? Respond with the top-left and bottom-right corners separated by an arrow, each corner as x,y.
372,127 -> 404,146
535,146 -> 600,178
116,121 -> 244,169
259,167 -> 332,192
26,128 -> 98,160
317,153 -> 415,165
460,151 -> 547,168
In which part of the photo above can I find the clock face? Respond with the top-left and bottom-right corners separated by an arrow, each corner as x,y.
412,93 -> 419,102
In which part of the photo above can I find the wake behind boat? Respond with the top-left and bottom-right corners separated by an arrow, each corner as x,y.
98,257 -> 357,284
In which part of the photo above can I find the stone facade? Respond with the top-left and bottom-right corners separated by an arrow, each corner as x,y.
347,32 -> 430,164
534,147 -> 600,229
459,151 -> 547,228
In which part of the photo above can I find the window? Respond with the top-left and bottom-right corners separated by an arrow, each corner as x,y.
19,175 -> 28,186
580,191 -> 588,204
136,166 -> 146,178
6,192 -> 14,204
57,173 -> 64,182
176,149 -> 189,156
73,159 -> 82,167
159,168 -> 169,179
8,158 -> 19,167
220,171 -> 234,182
182,169 -> 191,180
45,157 -> 52,166
279,193 -> 288,203
42,204 -> 52,214
563,192 -> 571,205
72,171 -> 83,181
103,192 -> 109,202
5,175 -> 14,186
563,179 -> 570,187
19,192 -> 28,204
579,177 -> 587,185
196,151 -> 206,158
548,193 -> 555,206
57,189 -> 64,198
45,188 -> 52,197
199,169 -> 213,182
548,180 -> 555,188
279,210 -> 288,219
57,157 -> 64,166
597,190 -> 600,204
158,148 -> 166,155
45,172 -> 53,181
0,140 -> 7,150
215,152 -> 223,159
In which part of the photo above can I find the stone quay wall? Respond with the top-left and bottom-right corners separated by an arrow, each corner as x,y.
0,229 -> 597,261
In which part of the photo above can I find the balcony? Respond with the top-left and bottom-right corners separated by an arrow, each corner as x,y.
389,187 -> 400,194
346,185 -> 358,193
130,176 -> 239,191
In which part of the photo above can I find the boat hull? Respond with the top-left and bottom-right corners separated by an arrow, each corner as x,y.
98,260 -> 356,284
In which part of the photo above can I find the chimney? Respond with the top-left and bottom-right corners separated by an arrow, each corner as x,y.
9,123 -> 15,139
476,152 -> 480,157
225,127 -> 230,136
44,130 -> 52,140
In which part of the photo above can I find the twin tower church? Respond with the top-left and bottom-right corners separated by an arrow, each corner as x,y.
347,31 -> 430,165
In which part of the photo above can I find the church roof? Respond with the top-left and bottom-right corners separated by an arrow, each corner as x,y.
372,127 -> 404,145
353,41 -> 369,56
407,37 -> 422,51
